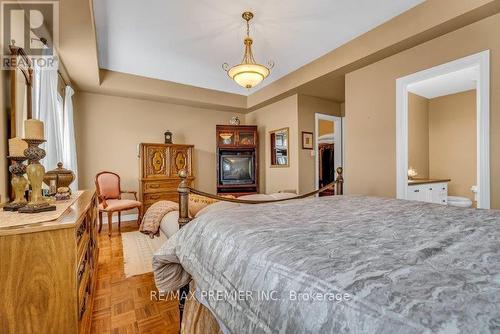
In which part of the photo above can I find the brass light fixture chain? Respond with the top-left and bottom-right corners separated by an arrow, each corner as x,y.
246,18 -> 250,37
223,11 -> 272,89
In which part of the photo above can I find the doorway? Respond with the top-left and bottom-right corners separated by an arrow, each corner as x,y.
315,113 -> 343,195
396,50 -> 490,209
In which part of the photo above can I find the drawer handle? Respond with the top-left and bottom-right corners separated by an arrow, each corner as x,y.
78,254 -> 88,283
429,188 -> 433,191
150,195 -> 160,200
414,190 -> 419,193
76,221 -> 87,243
150,184 -> 160,189
79,296 -> 87,320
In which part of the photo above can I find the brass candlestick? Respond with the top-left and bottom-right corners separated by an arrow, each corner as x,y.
18,139 -> 56,213
3,156 -> 28,211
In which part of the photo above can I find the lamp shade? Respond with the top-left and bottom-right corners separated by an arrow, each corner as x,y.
223,12 -> 273,89
228,64 -> 270,89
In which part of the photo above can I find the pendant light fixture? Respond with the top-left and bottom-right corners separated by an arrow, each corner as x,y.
223,11 -> 274,89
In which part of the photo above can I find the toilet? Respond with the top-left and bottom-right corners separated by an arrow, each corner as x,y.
447,196 -> 473,208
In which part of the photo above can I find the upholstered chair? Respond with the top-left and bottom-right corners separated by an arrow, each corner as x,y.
95,171 -> 142,237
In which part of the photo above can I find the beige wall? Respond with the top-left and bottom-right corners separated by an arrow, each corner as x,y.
408,93 -> 430,179
297,95 -> 341,193
74,92 -> 244,194
248,0 -> 499,109
429,90 -> 477,200
244,95 -> 299,194
75,91 -> 339,198
244,94 -> 341,194
345,13 -> 500,208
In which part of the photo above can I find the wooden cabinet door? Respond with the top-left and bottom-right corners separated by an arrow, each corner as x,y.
142,145 -> 169,178
237,130 -> 257,146
407,185 -> 420,201
217,129 -> 237,147
170,146 -> 192,177
430,182 -> 448,205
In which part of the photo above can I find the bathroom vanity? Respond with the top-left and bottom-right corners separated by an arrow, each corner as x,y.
407,179 -> 450,204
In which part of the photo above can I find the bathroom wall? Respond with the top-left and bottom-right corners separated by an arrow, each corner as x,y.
407,90 -> 476,200
344,13 -> 500,209
429,90 -> 477,200
408,93 -> 429,179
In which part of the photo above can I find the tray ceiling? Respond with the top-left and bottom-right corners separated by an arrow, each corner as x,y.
93,0 -> 424,96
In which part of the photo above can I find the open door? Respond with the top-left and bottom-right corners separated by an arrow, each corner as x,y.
315,114 -> 343,195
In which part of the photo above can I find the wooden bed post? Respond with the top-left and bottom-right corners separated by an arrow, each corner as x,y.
177,169 -> 191,329
335,167 -> 344,195
178,169 -> 192,227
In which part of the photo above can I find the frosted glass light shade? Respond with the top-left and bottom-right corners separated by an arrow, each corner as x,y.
227,63 -> 270,88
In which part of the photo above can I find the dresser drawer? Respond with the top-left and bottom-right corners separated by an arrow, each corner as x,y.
143,180 -> 179,193
143,192 -> 178,204
143,192 -> 178,213
77,246 -> 90,286
143,179 -> 193,193
78,264 -> 90,306
75,216 -> 88,247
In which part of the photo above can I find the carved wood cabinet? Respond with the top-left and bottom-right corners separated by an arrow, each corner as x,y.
0,190 -> 99,333
216,125 -> 258,196
139,143 -> 195,212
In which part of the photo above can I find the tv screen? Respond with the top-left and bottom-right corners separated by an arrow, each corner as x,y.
221,155 -> 254,184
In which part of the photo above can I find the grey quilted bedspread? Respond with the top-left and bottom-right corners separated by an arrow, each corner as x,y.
153,195 -> 500,333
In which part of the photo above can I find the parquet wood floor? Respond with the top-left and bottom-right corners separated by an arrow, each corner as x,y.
91,221 -> 179,334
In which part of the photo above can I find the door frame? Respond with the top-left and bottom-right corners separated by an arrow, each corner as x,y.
315,113 -> 343,190
396,50 -> 490,208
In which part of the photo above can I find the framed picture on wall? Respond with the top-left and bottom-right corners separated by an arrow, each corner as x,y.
302,131 -> 313,150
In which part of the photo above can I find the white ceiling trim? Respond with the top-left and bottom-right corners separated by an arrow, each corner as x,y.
93,0 -> 424,95
407,66 -> 478,99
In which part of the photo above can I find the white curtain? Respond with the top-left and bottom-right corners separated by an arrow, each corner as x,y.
32,56 -> 78,191
32,58 -> 63,170
63,86 -> 78,192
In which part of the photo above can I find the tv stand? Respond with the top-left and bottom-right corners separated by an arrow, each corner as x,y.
216,125 -> 258,196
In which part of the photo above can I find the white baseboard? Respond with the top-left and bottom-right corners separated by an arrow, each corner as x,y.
100,213 -> 139,223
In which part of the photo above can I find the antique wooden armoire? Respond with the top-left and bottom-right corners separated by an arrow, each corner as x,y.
139,143 -> 195,212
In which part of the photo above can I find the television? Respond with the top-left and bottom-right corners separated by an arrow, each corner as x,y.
219,152 -> 255,185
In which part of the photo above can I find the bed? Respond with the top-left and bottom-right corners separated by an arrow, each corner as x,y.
152,169 -> 500,333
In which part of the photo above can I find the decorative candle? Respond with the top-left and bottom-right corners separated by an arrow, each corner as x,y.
8,137 -> 28,157
24,119 -> 44,140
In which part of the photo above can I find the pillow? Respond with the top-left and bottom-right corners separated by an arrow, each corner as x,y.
159,210 -> 180,238
238,193 -> 297,201
195,200 -> 240,218
238,194 -> 274,201
188,194 -> 219,217
268,192 -> 298,200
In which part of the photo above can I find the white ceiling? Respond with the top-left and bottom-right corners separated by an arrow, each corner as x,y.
408,66 -> 478,99
93,0 -> 424,95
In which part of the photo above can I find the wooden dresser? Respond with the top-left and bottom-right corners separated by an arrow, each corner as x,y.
139,143 -> 195,212
0,190 -> 99,334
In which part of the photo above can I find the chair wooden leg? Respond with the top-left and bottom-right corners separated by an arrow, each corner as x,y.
98,211 -> 103,233
107,212 -> 113,237
118,211 -> 121,234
